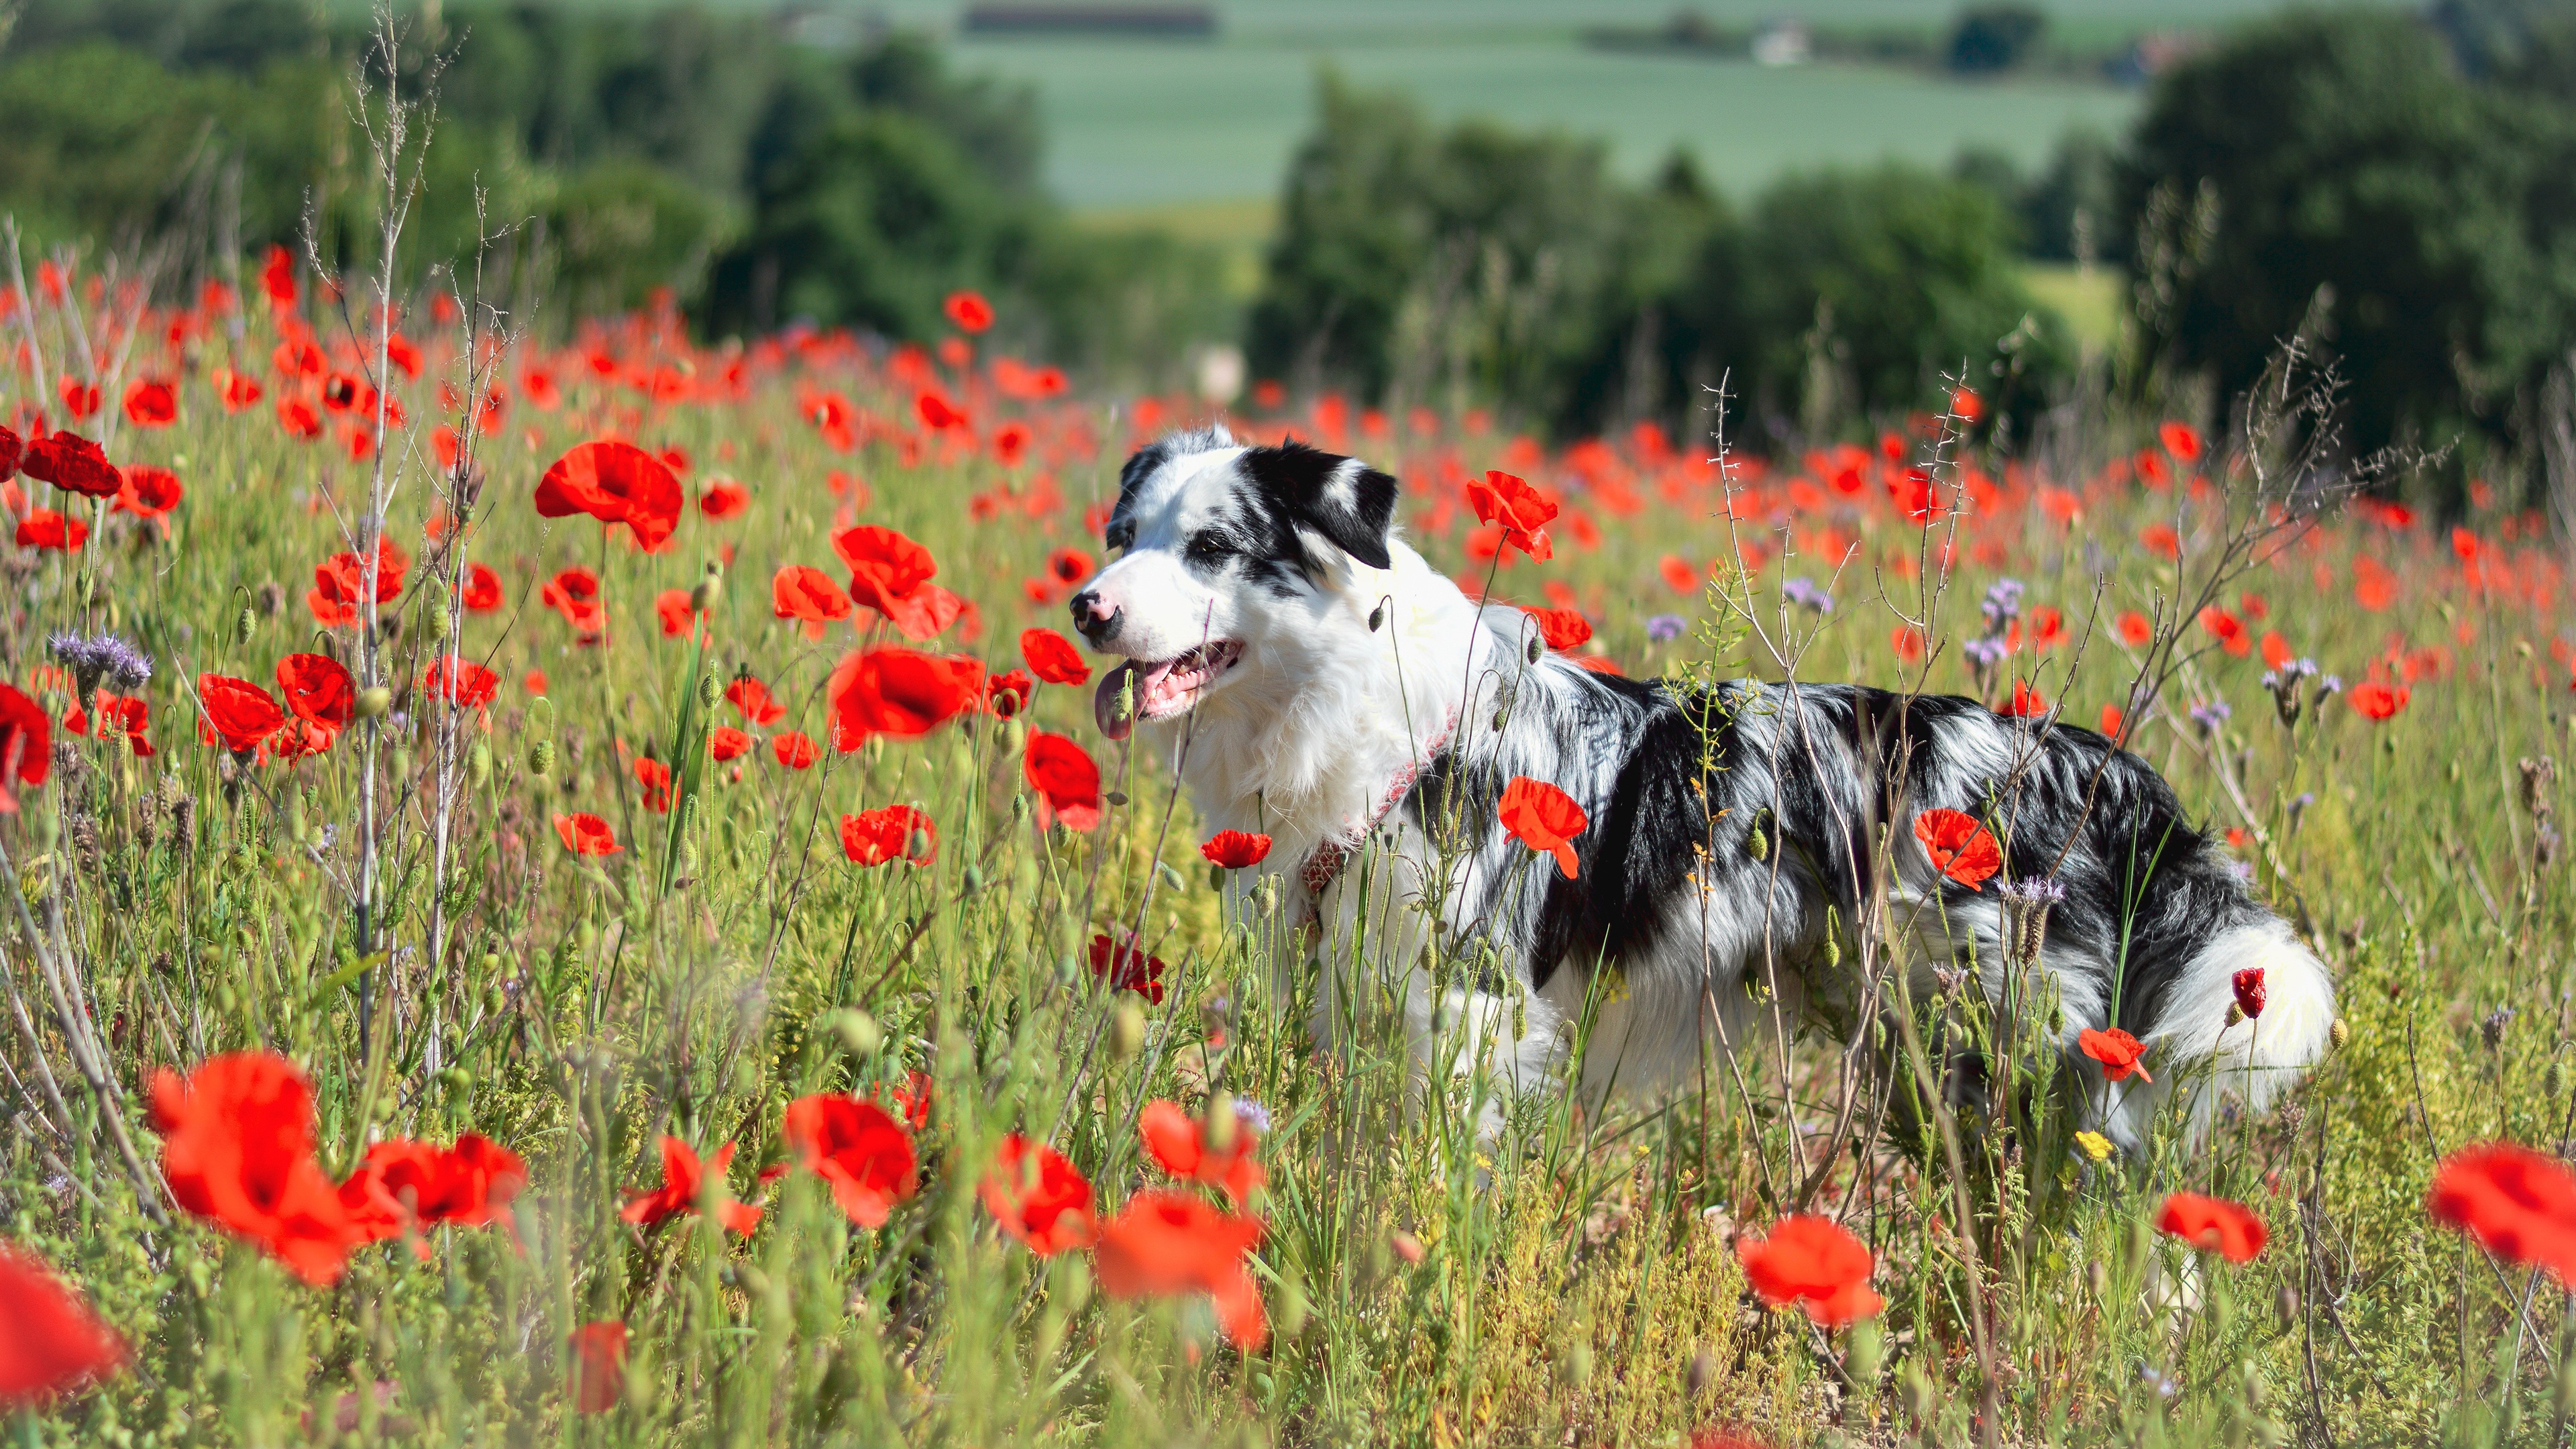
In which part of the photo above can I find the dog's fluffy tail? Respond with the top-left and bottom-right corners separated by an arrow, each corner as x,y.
2104,916 -> 2336,1148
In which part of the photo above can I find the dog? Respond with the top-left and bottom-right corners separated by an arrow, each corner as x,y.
1067,424 -> 2334,1150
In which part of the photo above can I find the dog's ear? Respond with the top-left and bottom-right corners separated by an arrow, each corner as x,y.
1243,443 -> 1397,571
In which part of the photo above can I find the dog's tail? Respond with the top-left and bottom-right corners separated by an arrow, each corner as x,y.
2104,914 -> 2336,1148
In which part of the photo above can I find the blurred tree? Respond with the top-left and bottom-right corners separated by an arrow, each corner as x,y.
2123,7 -> 2576,470
1947,5 -> 2047,72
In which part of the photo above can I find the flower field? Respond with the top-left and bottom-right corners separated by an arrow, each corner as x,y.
0,235 -> 2574,1449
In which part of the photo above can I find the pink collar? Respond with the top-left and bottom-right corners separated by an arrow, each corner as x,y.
1296,711 -> 1458,906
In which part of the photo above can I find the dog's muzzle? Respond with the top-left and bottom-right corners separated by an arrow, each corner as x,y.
1068,589 -> 1122,647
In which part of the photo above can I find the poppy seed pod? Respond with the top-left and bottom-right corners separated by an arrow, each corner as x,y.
236,606 -> 257,645
828,1008 -> 882,1058
1525,634 -> 1542,664
527,738 -> 555,777
698,673 -> 720,710
690,562 -> 723,612
1110,1000 -> 1146,1061
354,686 -> 392,719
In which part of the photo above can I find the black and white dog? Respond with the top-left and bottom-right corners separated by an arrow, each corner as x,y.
1069,425 -> 2333,1149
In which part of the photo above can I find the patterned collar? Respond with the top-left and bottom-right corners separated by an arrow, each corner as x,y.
1295,710 -> 1459,909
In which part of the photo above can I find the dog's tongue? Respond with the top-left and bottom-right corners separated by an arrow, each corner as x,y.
1094,661 -> 1141,741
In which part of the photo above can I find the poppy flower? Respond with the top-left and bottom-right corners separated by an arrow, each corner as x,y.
123,379 -> 177,427
841,805 -> 936,865
727,674 -> 787,727
1998,680 -> 2049,718
21,431 -> 119,499
1465,470 -> 1555,560
1912,808 -> 2000,890
979,1135 -> 1096,1255
197,674 -> 284,755
1020,627 -> 1089,686
833,525 -> 962,639
635,757 -> 674,813
1024,731 -> 1103,831
150,1052 -> 364,1285
1093,1189 -> 1267,1350
653,590 -> 703,639
553,812 -> 619,856
2427,1142 -> 2576,1281
541,567 -> 606,638
2349,681 -> 2408,720
772,731 -> 820,770
1735,1215 -> 1883,1327
2139,523 -> 2181,560
1498,776 -> 1587,877
274,653 -> 355,729
2116,611 -> 2153,647
2231,967 -> 2265,1020
15,509 -> 86,551
708,727 -> 753,763
1201,830 -> 1273,869
0,1244 -> 127,1408
56,379 -> 99,420
460,562 -> 503,613
699,478 -> 749,519
1523,606 -> 1591,651
916,390 -> 966,431
2078,1026 -> 2152,1083
782,1095 -> 918,1228
112,465 -> 182,520
620,1137 -> 760,1236
991,420 -> 1030,467
567,1322 -> 627,1414
1140,1098 -> 1265,1209
2155,1192 -> 2265,1263
2158,421 -> 2203,462
881,1069 -> 934,1130
340,1133 -> 527,1250
534,440 -> 685,551
772,565 -> 853,639
1088,932 -> 1166,1004
987,668 -> 1033,718
79,694 -> 152,757
419,657 -> 500,710
827,647 -> 983,744
276,397 -> 322,440
944,290 -> 995,333
259,246 -> 297,305
2198,606 -> 2251,657
213,368 -> 264,411
0,685 -> 46,806
0,425 -> 18,482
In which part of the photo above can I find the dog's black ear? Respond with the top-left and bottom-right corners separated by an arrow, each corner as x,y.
1243,442 -> 1397,570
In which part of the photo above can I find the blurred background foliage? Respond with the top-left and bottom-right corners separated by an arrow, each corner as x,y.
1,0 -> 2575,502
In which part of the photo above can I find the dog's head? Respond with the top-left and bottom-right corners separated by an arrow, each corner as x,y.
1071,425 -> 1397,739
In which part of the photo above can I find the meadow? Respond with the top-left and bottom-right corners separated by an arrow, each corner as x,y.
2,174 -> 2575,1449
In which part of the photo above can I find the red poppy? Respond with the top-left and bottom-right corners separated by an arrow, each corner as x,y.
115,465 -> 182,519
2349,681 -> 2408,721
1498,776 -> 1587,877
991,420 -> 1030,466
272,335 -> 323,378
2115,611 -> 2153,647
635,757 -> 674,813
2198,606 -> 2251,657
553,812 -> 619,856
1735,1215 -> 1883,1327
987,667 -> 1033,718
339,1133 -> 527,1251
708,726 -> 753,763
276,397 -> 322,440
827,647 -> 983,744
460,562 -> 503,613
1093,1190 -> 1267,1350
772,565 -> 853,639
1088,932 -> 1166,1004
78,694 -> 152,757
2158,420 -> 2203,462
420,656 -> 500,710
1912,808 -> 2000,890
1998,680 -> 2049,718
833,525 -> 964,639
653,590 -> 702,639
541,567 -> 606,639
567,1322 -> 627,1414
979,1135 -> 1096,1255
1201,830 -> 1273,869
2139,523 -> 2181,560
0,425 -> 18,482
319,372 -> 368,415
2232,967 -> 2266,1020
2078,1026 -> 2153,1083
1140,1098 -> 1265,1209
197,674 -> 284,755
727,674 -> 787,727
534,440 -> 685,551
308,540 -> 410,628
259,246 -> 297,306
840,805 -> 936,865
56,379 -> 99,420
0,1244 -> 127,1408
1024,731 -> 1103,831
2155,1192 -> 2265,1264
1523,606 -> 1591,651
1020,627 -> 1089,686
944,290 -> 996,333
274,653 -> 355,729
150,1052 -> 364,1285
15,509 -> 86,551
123,379 -> 177,428
621,1137 -> 760,1235
2428,1143 -> 2576,1282
772,731 -> 820,769
881,1069 -> 934,1130
782,1095 -> 918,1229
21,431 -> 119,498
699,478 -> 750,519
915,390 -> 967,431
213,368 -> 264,412
1465,470 -> 1556,560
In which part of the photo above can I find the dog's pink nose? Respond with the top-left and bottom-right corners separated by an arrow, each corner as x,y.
1069,588 -> 1122,646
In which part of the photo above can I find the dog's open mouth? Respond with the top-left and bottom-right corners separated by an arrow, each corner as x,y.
1094,640 -> 1243,740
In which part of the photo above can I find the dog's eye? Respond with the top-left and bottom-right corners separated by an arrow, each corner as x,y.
1183,531 -> 1231,567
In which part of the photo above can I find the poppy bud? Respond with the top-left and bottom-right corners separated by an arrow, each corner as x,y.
1525,635 -> 1542,664
469,740 -> 491,786
828,1008 -> 883,1058
1106,790 -> 1128,808
698,673 -> 720,710
427,602 -> 451,642
1746,824 -> 1768,861
355,686 -> 392,719
1110,999 -> 1146,1060
1491,709 -> 1507,733
1368,602 -> 1385,633
908,828 -> 932,860
1204,1094 -> 1238,1152
236,606 -> 257,645
528,738 -> 555,777
2224,1002 -> 2245,1028
690,562 -> 723,612
2328,1018 -> 2349,1051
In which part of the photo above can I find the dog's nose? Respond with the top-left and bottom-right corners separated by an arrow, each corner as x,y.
1069,589 -> 1123,646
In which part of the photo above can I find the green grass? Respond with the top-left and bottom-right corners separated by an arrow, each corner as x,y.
2022,262 -> 2127,352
